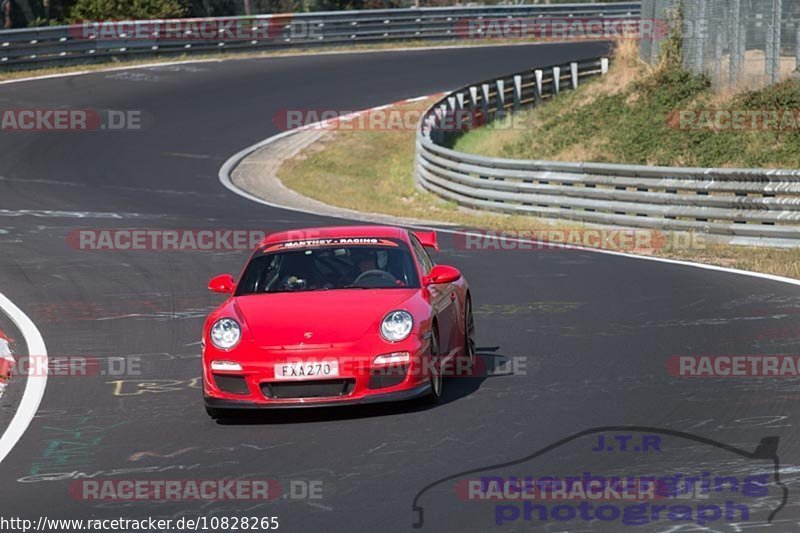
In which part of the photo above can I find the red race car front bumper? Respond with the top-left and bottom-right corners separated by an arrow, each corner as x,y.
202,335 -> 435,409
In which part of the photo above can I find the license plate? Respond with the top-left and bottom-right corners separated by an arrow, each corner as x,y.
274,361 -> 340,380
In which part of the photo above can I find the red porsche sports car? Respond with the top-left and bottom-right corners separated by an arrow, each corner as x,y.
202,225 -> 475,417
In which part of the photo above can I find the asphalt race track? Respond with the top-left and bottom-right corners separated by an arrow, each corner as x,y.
2,42 -> 800,532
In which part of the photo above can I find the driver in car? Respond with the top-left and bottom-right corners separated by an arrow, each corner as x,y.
355,250 -> 378,275
348,249 -> 400,287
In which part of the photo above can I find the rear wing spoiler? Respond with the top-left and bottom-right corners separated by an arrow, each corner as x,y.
412,230 -> 439,252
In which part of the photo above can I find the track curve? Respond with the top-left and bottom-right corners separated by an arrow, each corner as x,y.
2,42 -> 800,532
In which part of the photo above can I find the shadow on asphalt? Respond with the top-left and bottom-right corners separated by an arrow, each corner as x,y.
215,348 -> 515,425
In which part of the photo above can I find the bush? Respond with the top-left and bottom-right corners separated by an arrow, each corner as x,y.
69,0 -> 188,21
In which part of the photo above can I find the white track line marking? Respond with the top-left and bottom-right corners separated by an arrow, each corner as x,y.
0,58 -> 225,85
0,292 -> 47,465
219,102 -> 800,291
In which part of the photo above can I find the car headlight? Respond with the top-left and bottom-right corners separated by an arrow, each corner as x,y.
380,310 -> 413,342
210,318 -> 241,350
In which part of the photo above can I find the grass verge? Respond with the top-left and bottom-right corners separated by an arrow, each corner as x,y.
450,39 -> 800,168
279,99 -> 593,231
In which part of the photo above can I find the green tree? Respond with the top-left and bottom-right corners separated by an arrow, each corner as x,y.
69,0 -> 188,21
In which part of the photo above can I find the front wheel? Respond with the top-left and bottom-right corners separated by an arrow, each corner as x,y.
205,405 -> 227,419
425,329 -> 443,404
203,382 -> 237,419
464,297 -> 476,366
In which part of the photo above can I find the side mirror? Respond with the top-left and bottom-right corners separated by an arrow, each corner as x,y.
424,265 -> 461,285
208,274 -> 236,294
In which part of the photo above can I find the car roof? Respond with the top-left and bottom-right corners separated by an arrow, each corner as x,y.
258,225 -> 410,247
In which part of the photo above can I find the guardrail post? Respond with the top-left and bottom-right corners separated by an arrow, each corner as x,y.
481,83 -> 490,120
446,97 -> 457,134
455,92 -> 467,131
495,79 -> 505,118
431,114 -> 442,142
570,62 -> 579,89
601,58 -> 609,75
469,86 -> 479,109
429,109 -> 439,143
513,75 -> 522,111
437,103 -> 448,143
534,69 -> 544,103
552,66 -> 560,95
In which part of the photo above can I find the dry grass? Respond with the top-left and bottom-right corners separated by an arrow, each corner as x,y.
279,98 -> 592,234
661,242 -> 800,280
549,138 -> 604,163
449,38 -> 658,164
453,39 -> 800,170
573,38 -> 643,107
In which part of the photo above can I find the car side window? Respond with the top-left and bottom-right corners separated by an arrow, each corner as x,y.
410,234 -> 434,276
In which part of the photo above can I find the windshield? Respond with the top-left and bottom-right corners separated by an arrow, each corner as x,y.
235,239 -> 420,295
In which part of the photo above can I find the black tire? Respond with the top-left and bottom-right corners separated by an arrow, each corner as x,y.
203,382 -> 236,419
205,405 -> 229,419
464,297 -> 476,367
425,328 -> 443,404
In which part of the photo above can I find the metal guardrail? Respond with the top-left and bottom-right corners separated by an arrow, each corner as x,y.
0,3 -> 639,70
415,57 -> 800,244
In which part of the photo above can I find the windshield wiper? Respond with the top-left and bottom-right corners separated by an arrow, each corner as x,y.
243,286 -> 398,294
344,285 -> 399,290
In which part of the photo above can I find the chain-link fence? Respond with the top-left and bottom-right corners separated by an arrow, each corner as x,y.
641,0 -> 800,89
